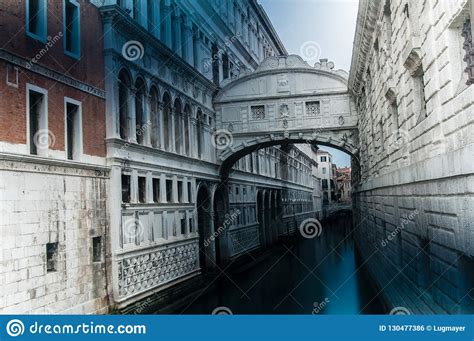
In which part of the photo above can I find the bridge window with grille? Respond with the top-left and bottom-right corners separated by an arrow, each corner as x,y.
64,0 -> 80,58
250,105 -> 265,120
26,0 -> 47,42
305,101 -> 321,116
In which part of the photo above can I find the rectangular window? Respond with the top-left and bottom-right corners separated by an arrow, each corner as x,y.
177,181 -> 183,203
306,101 -> 321,116
223,53 -> 230,79
414,72 -> 427,124
188,218 -> 193,233
92,236 -> 102,262
64,0 -> 80,58
122,174 -> 131,203
138,176 -> 147,203
26,0 -> 47,42
250,105 -> 265,120
320,156 -> 327,162
65,100 -> 81,160
166,179 -> 173,202
28,86 -> 47,156
187,182 -> 192,203
180,218 -> 186,235
322,168 -> 326,174
46,242 -> 58,272
152,178 -> 160,203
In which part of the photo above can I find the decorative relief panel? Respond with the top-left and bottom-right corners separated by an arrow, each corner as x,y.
229,226 -> 260,256
117,242 -> 199,298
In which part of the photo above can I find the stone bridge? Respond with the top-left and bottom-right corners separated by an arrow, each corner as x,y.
213,55 -> 359,178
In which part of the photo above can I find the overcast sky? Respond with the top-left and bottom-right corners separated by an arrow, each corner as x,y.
259,0 -> 359,167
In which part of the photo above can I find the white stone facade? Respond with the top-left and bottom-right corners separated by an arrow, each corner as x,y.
350,0 -> 474,313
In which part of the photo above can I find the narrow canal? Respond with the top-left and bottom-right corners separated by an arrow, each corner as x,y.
175,214 -> 385,314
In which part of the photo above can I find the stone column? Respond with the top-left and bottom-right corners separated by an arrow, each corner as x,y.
143,94 -> 152,147
160,174 -> 167,203
189,117 -> 195,158
170,111 -> 176,153
103,17 -> 119,139
162,0 -> 172,48
183,176 -> 189,203
128,88 -> 137,143
183,17 -> 194,65
172,175 -> 178,203
130,170 -> 138,203
159,103 -> 165,150
151,0 -> 161,38
172,9 -> 182,57
146,171 -> 153,203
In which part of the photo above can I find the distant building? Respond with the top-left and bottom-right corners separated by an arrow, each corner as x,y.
336,167 -> 352,202
315,149 -> 335,205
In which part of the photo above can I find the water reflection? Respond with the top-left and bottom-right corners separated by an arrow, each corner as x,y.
174,215 -> 384,314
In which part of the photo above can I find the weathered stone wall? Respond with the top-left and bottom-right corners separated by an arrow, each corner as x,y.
350,0 -> 474,313
0,156 -> 110,314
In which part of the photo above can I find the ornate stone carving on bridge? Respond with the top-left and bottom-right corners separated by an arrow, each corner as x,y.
117,242 -> 199,299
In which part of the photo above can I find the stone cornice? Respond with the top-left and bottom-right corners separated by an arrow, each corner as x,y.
0,49 -> 106,99
348,0 -> 383,95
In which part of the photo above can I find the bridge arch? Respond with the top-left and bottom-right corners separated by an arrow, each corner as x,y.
213,55 -> 359,179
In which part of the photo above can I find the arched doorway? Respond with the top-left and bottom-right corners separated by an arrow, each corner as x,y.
196,185 -> 213,270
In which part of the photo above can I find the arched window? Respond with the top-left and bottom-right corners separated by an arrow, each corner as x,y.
134,78 -> 146,145
183,104 -> 191,156
173,98 -> 182,154
150,86 -> 159,148
118,69 -> 131,140
196,109 -> 203,158
162,92 -> 171,151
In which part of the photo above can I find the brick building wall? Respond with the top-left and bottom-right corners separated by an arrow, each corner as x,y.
0,0 -> 110,313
